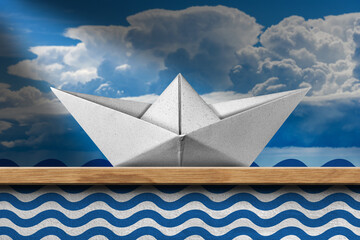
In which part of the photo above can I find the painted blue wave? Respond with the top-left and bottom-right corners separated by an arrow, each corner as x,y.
82,159 -> 113,167
0,158 -> 355,167
322,159 -> 355,167
274,159 -> 307,167
0,226 -> 358,239
34,159 -> 67,167
0,158 -> 113,167
271,158 -> 355,167
1,209 -> 360,228
0,159 -> 19,166
9,184 -> 357,196
1,192 -> 360,211
2,185 -> 360,239
7,185 -> 359,197
9,185 -> 140,195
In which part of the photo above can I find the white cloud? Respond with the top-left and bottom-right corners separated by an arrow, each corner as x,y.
60,67 -> 98,84
0,120 -> 12,134
7,6 -> 262,95
95,83 -> 110,92
252,77 -> 286,95
1,141 -> 15,148
302,90 -> 360,104
7,44 -> 101,86
0,83 -> 68,122
115,64 -> 131,71
232,14 -> 360,99
121,91 -> 250,104
200,91 -> 251,104
0,83 -> 42,107
121,94 -> 158,103
125,6 -> 261,53
0,99 -> 67,122
1,121 -> 69,149
7,8 -> 360,101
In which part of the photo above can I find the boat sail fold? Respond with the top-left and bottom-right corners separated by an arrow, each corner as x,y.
51,73 -> 309,166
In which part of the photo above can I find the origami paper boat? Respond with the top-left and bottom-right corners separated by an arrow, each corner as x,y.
51,74 -> 309,166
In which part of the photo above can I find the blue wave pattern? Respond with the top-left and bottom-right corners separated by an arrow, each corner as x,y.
0,185 -> 360,239
0,158 -> 113,167
0,158 -> 358,239
0,158 -> 356,167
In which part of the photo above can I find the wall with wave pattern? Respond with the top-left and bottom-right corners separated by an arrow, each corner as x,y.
0,159 -> 359,238
1,184 -> 360,239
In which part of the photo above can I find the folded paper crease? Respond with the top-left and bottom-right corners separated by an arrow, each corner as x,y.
51,73 -> 309,166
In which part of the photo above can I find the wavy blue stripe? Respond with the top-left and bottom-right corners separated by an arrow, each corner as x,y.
3,184 -> 324,196
7,184 -> 268,195
9,186 -> 44,194
248,185 -> 283,193
297,185 -> 332,194
57,186 -> 93,194
8,185 -> 95,194
8,185 -> 139,194
6,184 -> 360,197
0,226 -> 358,239
1,192 -> 360,211
7,185 -> 338,195
346,186 -> 360,194
1,209 -> 360,228
105,185 -> 139,194
202,185 -> 236,194
153,185 -> 188,194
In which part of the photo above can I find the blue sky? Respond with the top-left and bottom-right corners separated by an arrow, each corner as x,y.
0,0 -> 360,166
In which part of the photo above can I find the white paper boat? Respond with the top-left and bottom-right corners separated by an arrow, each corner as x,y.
51,74 -> 309,166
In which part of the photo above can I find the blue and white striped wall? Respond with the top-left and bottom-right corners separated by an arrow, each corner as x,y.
0,184 -> 360,239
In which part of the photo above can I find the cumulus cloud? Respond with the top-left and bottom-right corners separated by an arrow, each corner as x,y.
0,83 -> 67,122
115,64 -> 131,71
0,83 -> 74,150
7,45 -> 101,87
7,8 -> 360,99
8,6 -> 262,97
0,120 -> 12,134
200,91 -> 250,104
0,83 -> 100,152
0,83 -> 42,107
126,6 -> 261,53
0,86 -> 98,151
121,90 -> 250,104
121,94 -> 158,103
231,14 -> 360,99
1,121 -> 65,149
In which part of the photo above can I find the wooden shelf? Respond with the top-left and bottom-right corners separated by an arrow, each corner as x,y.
0,167 -> 359,185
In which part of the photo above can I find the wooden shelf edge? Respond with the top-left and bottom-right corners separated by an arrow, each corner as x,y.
0,167 -> 359,185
